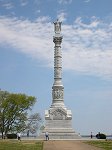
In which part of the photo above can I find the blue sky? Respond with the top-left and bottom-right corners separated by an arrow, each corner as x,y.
0,0 -> 112,135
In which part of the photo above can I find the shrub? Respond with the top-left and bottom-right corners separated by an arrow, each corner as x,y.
96,133 -> 106,139
7,134 -> 17,139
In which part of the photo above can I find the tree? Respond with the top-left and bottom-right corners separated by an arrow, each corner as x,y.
25,113 -> 42,136
0,90 -> 36,139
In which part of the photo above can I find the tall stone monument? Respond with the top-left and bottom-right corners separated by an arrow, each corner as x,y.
41,20 -> 80,139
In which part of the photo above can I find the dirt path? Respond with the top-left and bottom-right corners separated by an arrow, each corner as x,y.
43,140 -> 103,150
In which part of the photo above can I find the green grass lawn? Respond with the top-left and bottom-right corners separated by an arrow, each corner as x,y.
85,140 -> 112,150
0,140 -> 43,150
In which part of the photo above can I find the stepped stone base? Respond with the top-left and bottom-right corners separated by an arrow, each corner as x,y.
39,128 -> 80,139
38,107 -> 80,139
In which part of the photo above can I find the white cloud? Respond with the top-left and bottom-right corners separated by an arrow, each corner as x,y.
36,16 -> 50,22
1,1 -> 13,9
58,0 -> 72,4
0,16 -> 53,65
74,17 -> 99,28
20,0 -> 28,6
57,12 -> 67,22
0,16 -> 112,80
36,10 -> 41,13
84,0 -> 91,2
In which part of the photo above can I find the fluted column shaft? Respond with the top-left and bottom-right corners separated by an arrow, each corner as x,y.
51,20 -> 64,107
53,36 -> 62,84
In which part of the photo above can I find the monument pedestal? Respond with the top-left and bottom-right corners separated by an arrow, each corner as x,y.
40,107 -> 80,139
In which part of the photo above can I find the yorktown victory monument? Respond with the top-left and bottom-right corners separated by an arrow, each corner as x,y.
40,20 -> 80,139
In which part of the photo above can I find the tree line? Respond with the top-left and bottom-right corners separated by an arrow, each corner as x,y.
0,89 -> 42,139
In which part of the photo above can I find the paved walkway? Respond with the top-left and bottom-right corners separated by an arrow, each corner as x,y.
43,140 -> 103,150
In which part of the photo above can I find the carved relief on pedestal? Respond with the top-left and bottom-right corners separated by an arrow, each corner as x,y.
51,108 -> 67,120
52,88 -> 63,99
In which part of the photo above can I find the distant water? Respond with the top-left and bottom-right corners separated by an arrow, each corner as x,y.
107,136 -> 112,140
81,135 -> 112,140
